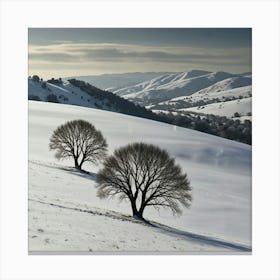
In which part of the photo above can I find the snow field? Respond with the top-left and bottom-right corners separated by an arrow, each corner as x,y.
29,101 -> 252,252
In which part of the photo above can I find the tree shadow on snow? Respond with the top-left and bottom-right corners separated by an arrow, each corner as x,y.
147,221 -> 251,252
29,160 -> 96,181
58,166 -> 97,181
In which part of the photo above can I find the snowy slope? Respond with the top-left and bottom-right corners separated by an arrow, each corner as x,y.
170,79 -> 252,103
29,101 -> 251,253
28,78 -> 113,110
147,76 -> 252,120
188,85 -> 251,102
114,71 -> 249,105
28,78 -> 160,121
180,97 -> 252,118
158,86 -> 251,108
191,76 -> 251,97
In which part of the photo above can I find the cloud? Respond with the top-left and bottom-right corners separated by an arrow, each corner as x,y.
29,43 -> 250,62
28,42 -> 251,77
29,52 -> 78,61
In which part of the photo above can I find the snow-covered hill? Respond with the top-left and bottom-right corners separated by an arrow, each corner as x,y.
28,77 -> 159,121
158,85 -> 252,119
179,97 -> 252,118
116,71 -> 252,120
29,101 -> 251,253
158,85 -> 251,107
28,78 -> 112,110
114,71 -> 250,106
171,78 -> 252,103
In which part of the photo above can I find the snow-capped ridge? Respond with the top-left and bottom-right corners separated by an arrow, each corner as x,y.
183,69 -> 212,78
115,70 -> 248,106
65,72 -> 174,92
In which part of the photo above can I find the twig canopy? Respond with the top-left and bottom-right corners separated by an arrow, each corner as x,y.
96,142 -> 192,220
49,120 -> 107,170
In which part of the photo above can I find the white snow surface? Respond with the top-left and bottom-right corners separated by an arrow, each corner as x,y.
29,101 -> 251,253
180,97 -> 252,118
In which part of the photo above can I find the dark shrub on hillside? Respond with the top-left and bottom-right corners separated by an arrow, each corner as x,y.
32,75 -> 40,82
46,94 -> 59,103
29,95 -> 41,101
157,111 -> 252,145
47,78 -> 63,85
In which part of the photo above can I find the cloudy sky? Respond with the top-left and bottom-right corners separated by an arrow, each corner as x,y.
29,28 -> 251,79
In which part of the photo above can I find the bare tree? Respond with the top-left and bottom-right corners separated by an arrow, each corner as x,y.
49,120 -> 108,171
96,143 -> 192,220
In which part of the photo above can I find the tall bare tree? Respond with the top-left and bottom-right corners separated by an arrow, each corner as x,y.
96,143 -> 192,220
49,120 -> 107,170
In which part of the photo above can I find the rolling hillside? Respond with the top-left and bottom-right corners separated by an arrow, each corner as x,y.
179,97 -> 252,119
28,73 -> 252,144
28,77 -> 159,121
29,101 -> 251,253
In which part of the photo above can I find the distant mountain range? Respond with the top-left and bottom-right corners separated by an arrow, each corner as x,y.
114,71 -> 251,106
69,70 -> 252,120
65,72 -> 173,92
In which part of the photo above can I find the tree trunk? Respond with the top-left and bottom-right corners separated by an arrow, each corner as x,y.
130,199 -> 141,218
132,205 -> 145,220
139,208 -> 144,217
131,203 -> 138,217
136,199 -> 147,220
129,195 -> 146,221
133,211 -> 144,220
74,157 -> 81,170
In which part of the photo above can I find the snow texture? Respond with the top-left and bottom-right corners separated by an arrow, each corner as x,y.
29,101 -> 251,253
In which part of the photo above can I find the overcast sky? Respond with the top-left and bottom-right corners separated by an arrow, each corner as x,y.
29,28 -> 251,79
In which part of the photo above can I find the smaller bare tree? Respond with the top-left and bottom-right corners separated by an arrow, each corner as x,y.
96,143 -> 192,220
49,120 -> 107,171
